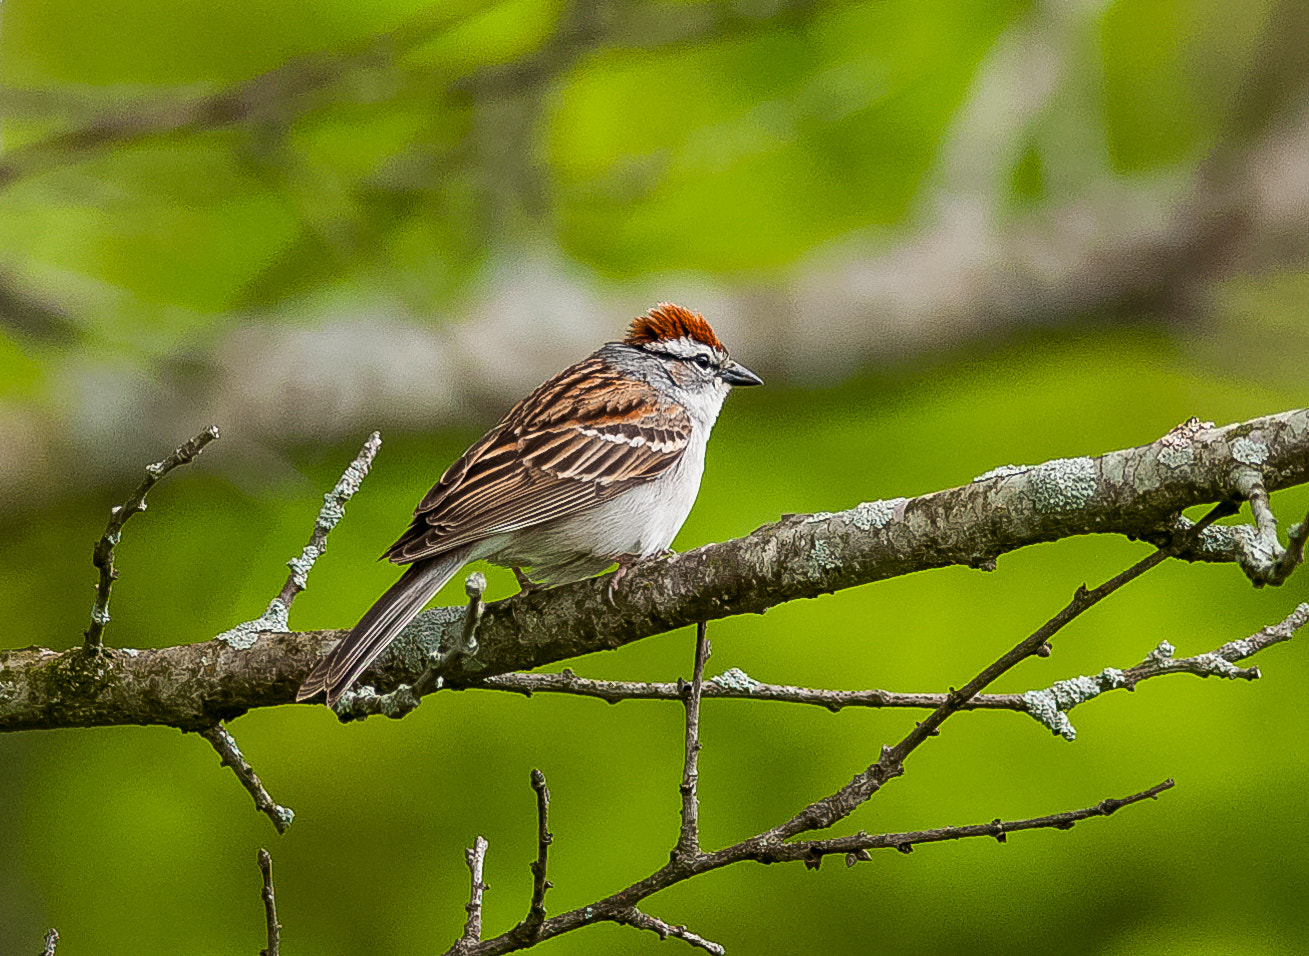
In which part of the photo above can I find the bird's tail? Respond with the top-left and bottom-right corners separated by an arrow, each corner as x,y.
297,550 -> 469,707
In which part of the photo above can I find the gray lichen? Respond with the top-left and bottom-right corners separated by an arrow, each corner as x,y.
973,464 -> 1032,482
1158,445 -> 1195,469
1232,436 -> 1269,465
286,545 -> 321,590
711,667 -> 762,692
1022,667 -> 1129,741
1145,641 -> 1175,665
1022,689 -> 1077,740
216,599 -> 289,650
848,497 -> 906,530
810,539 -> 843,571
1029,457 -> 1097,513
1190,653 -> 1243,678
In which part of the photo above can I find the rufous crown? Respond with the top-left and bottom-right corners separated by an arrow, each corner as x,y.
624,303 -> 725,351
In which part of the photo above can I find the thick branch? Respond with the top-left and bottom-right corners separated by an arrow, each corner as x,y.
3,408 -> 1307,732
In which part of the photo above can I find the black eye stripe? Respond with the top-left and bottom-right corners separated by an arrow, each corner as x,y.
638,341 -> 720,370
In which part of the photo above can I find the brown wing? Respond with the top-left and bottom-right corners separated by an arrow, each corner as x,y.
384,355 -> 691,564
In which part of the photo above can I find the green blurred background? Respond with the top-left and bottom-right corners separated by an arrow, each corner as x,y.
2,0 -> 1308,952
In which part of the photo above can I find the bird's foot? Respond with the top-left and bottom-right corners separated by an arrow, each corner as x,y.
606,553 -> 659,606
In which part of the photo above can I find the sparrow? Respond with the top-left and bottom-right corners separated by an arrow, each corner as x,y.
297,303 -> 762,706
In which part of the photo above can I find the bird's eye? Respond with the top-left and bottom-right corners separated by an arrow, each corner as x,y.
693,354 -> 713,371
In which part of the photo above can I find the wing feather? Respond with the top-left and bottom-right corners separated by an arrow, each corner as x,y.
384,356 -> 691,564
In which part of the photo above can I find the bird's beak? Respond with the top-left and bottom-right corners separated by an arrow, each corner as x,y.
719,360 -> 763,387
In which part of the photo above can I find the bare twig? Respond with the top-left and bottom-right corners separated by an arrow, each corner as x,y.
458,572 -> 487,658
40,928 -> 58,956
457,837 -> 490,952
257,849 -> 281,956
613,907 -> 725,955
200,724 -> 294,833
216,432 -> 381,651
446,777 -> 1174,955
676,622 -> 710,859
514,769 -> 552,940
481,599 -> 1308,743
84,425 -> 220,651
768,779 -> 1176,866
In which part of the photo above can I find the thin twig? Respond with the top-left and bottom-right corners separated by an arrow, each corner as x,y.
444,777 -> 1174,955
200,724 -> 295,833
482,600 -> 1308,742
84,425 -> 219,651
781,779 -> 1176,867
458,836 -> 490,951
458,572 -> 487,658
676,622 -> 710,859
216,432 -> 381,650
479,668 -> 1023,711
276,431 -> 382,610
516,769 -> 552,939
257,849 -> 281,956
40,928 -> 59,956
614,907 -> 725,955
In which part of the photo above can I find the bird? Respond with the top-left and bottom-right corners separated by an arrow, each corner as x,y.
297,303 -> 762,706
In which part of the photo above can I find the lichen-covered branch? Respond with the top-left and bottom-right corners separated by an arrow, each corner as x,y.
2,408 -> 1306,733
1022,601 -> 1309,739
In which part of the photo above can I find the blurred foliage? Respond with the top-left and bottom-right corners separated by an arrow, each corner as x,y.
0,0 -> 1279,330
2,0 -> 1308,954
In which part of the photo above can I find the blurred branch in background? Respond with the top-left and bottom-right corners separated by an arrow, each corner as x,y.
3,0 -> 1309,509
